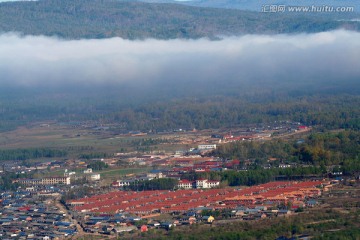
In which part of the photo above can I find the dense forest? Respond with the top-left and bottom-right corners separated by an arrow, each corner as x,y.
86,160 -> 109,171
189,131 -> 360,186
142,0 -> 360,12
0,0 -> 359,39
182,166 -> 325,186
212,131 -> 360,165
185,158 -> 359,187
0,89 -> 359,133
112,95 -> 360,131
0,172 -> 21,191
124,178 -> 179,191
0,148 -> 67,161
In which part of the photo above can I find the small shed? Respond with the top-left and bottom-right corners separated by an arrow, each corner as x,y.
202,215 -> 215,223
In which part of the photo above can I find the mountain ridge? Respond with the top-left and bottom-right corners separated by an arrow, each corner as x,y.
0,0 -> 359,39
140,0 -> 360,12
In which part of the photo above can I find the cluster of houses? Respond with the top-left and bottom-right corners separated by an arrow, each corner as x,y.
0,191 -> 76,239
0,179 -> 326,239
112,170 -> 220,189
81,168 -> 101,181
12,167 -> 103,188
69,181 -> 325,216
111,170 -> 165,187
61,180 -> 328,237
0,121 -> 318,238
111,156 -> 241,189
0,160 -> 69,175
77,212 -> 214,235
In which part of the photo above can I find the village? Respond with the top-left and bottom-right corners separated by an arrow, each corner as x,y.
68,180 -> 328,233
0,121 -> 356,239
0,176 -> 350,239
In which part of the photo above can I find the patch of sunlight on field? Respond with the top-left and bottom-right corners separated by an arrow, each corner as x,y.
99,167 -> 151,179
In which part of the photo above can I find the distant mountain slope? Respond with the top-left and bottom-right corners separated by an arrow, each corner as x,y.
0,0 -> 359,39
141,0 -> 360,12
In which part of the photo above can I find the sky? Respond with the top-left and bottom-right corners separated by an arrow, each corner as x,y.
0,30 -> 359,90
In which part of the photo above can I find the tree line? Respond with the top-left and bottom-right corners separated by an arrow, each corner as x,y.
212,131 -> 360,167
183,166 -> 325,187
124,178 -> 178,191
0,87 -> 359,133
0,148 -> 67,161
87,160 -> 109,171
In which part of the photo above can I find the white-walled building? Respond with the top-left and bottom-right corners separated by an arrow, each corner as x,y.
147,171 -> 164,180
195,179 -> 220,189
88,174 -> 101,181
16,176 -> 71,186
177,180 -> 194,189
177,179 -> 220,189
84,168 -> 93,174
112,180 -> 134,187
198,144 -> 217,150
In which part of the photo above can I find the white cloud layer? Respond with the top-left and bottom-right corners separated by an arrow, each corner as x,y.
0,30 -> 359,88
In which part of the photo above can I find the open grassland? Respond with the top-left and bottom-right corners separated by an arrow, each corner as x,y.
34,169 -> 67,178
0,124 -> 184,157
0,122 -> 315,162
98,167 -> 152,179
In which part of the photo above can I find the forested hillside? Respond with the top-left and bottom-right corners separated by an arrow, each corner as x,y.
0,0 -> 359,39
213,131 -> 360,166
0,90 -> 359,132
141,0 -> 360,12
0,0 -> 359,133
